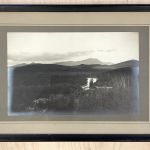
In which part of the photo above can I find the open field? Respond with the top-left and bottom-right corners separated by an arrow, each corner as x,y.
8,60 -> 139,115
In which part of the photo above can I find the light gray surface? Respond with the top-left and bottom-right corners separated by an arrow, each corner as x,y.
0,26 -> 148,121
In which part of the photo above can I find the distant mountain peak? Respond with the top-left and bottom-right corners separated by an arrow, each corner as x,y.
116,59 -> 139,66
108,59 -> 139,69
79,58 -> 103,64
12,63 -> 27,68
81,58 -> 101,61
56,58 -> 111,66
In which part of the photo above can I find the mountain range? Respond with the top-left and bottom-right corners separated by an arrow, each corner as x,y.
56,58 -> 113,66
11,58 -> 139,70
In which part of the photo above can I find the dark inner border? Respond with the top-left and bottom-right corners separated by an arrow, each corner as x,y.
0,4 -> 150,12
0,134 -> 150,142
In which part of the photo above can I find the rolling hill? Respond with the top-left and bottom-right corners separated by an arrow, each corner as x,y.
8,58 -> 139,115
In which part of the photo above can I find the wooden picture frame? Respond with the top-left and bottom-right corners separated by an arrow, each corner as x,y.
0,4 -> 149,141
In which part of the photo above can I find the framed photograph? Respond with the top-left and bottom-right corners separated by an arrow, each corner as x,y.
0,4 -> 149,141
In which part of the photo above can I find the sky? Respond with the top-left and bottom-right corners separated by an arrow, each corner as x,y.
7,32 -> 139,66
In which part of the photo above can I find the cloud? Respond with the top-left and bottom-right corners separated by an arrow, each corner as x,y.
8,49 -> 114,62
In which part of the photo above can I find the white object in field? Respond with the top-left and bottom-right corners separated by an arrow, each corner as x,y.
81,77 -> 113,91
81,77 -> 98,90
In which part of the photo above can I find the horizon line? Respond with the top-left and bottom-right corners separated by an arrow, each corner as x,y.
8,58 -> 139,67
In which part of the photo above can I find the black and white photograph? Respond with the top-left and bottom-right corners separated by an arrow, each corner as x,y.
7,31 -> 139,117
